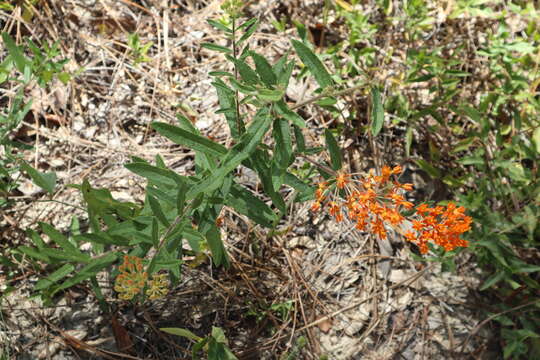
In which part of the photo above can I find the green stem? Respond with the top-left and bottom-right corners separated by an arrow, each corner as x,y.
232,16 -> 243,136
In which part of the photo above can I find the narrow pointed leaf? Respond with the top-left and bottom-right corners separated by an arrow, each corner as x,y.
276,100 -> 305,128
291,39 -> 333,89
2,32 -> 27,73
226,184 -> 278,228
207,19 -> 232,33
153,122 -> 227,157
371,86 -> 384,137
237,19 -> 259,46
201,43 -> 232,53
250,52 -> 276,86
148,195 -> 170,227
273,118 -> 292,169
20,162 -> 56,194
54,252 -> 118,294
186,108 -> 272,199
324,129 -> 342,171
226,55 -> 260,85
205,224 -> 229,267
35,264 -> 75,291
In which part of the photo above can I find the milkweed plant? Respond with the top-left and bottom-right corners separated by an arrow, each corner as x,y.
4,0 -> 473,357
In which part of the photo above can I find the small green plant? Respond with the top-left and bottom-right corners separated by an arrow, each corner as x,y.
161,326 -> 237,360
127,33 -> 153,66
0,32 -> 69,210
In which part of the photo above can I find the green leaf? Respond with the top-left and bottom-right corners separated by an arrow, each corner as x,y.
533,127 -> 540,154
148,195 -> 171,227
183,227 -> 205,253
237,19 -> 259,46
256,88 -> 283,102
39,222 -> 79,254
54,252 -> 118,294
414,159 -> 441,178
405,126 -> 413,157
152,122 -> 227,157
27,229 -> 46,249
213,79 -> 243,138
35,264 -> 75,291
177,181 -> 187,215
273,118 -> 292,169
201,43 -> 232,53
125,162 -> 184,188
479,270 -> 506,291
2,32 -> 28,74
226,55 -> 260,86
371,86 -> 384,137
207,19 -> 233,33
151,217 -> 159,247
20,162 -> 56,194
58,72 -> 71,84
316,97 -> 337,106
18,246 -> 51,262
205,224 -> 229,267
280,61 -> 296,89
41,248 -> 91,263
226,184 -> 278,227
291,39 -> 333,89
284,172 -> 314,202
275,100 -> 306,128
75,233 -> 130,247
237,18 -> 257,31
324,129 -> 341,171
250,52 -> 276,86
293,125 -> 306,153
161,327 -> 203,341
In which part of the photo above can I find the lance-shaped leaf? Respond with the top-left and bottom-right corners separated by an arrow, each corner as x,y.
201,43 -> 232,53
53,252 -> 118,294
324,129 -> 342,171
125,163 -> 182,188
291,39 -> 333,89
20,162 -> 56,194
225,183 -> 278,228
371,86 -> 384,137
152,122 -> 227,157
272,118 -> 292,169
205,224 -> 229,267
226,55 -> 260,86
276,100 -> 305,128
237,19 -> 259,46
35,264 -> 75,291
213,78 -> 243,138
250,51 -> 276,86
207,19 -> 232,33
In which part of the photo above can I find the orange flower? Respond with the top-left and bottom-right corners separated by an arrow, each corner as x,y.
404,231 -> 417,242
401,183 -> 414,191
309,165 -> 472,254
336,172 -> 350,189
416,203 -> 430,214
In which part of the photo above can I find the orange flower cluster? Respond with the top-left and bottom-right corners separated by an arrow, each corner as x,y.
114,255 -> 148,301
114,255 -> 170,301
311,165 -> 472,254
405,202 -> 472,254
